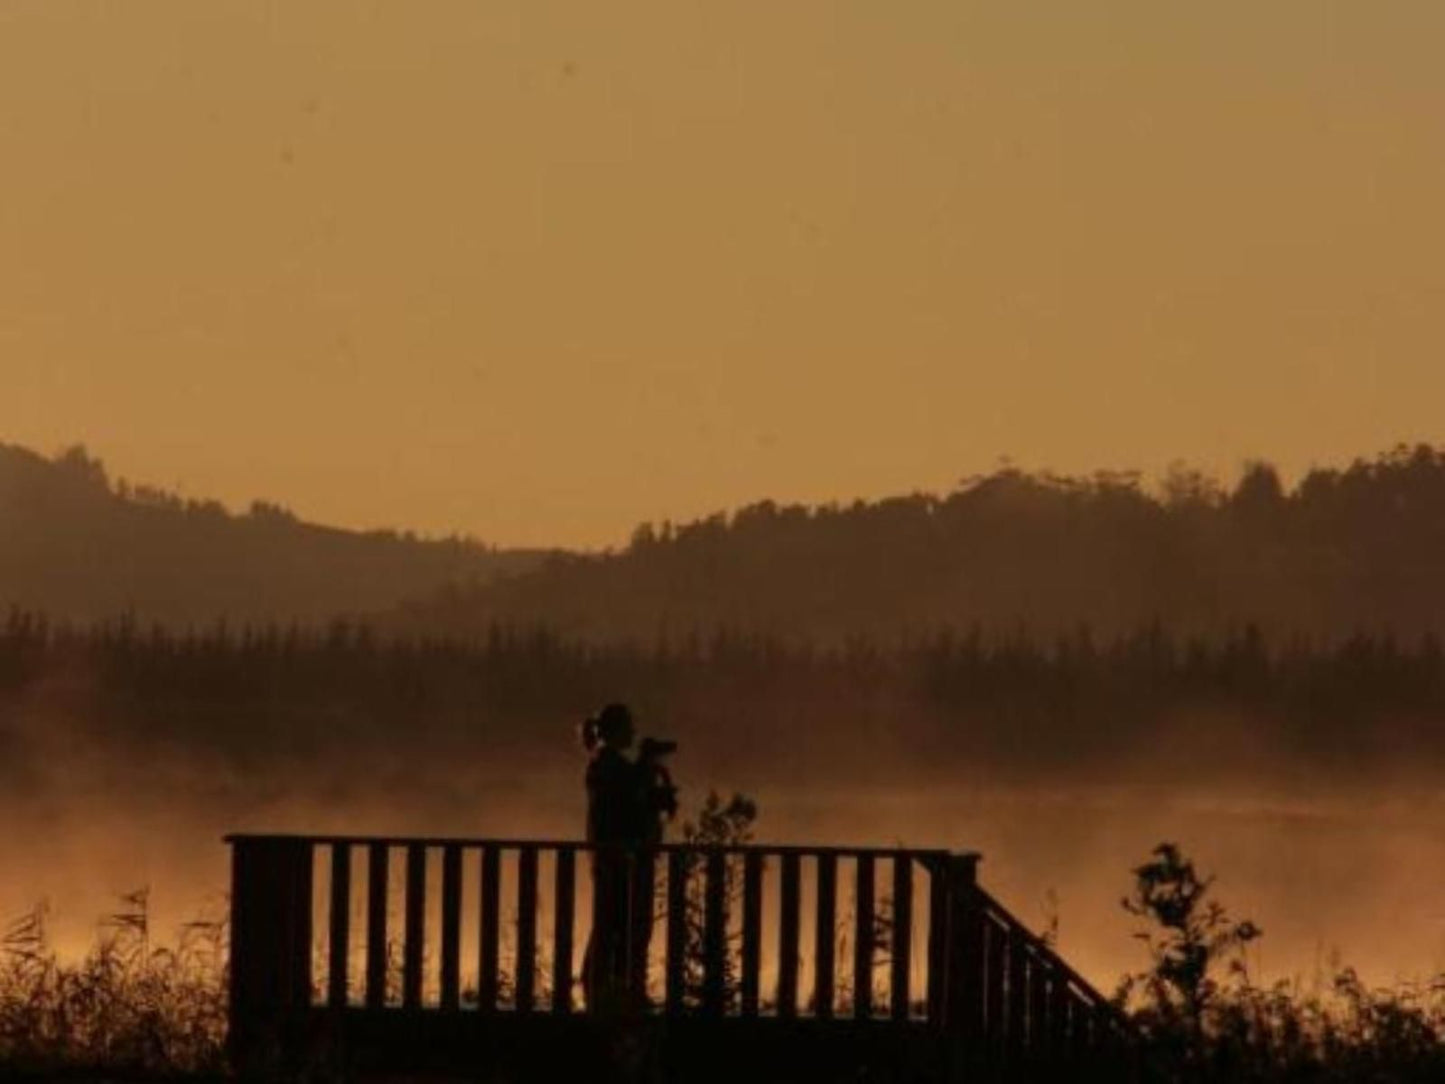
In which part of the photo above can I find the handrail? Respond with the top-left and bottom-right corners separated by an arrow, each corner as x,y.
974,884 -> 1119,1016
224,831 -> 960,861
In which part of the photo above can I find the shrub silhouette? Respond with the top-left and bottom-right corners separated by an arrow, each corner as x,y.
676,790 -> 758,1010
1120,842 -> 1445,1083
1119,842 -> 1262,1034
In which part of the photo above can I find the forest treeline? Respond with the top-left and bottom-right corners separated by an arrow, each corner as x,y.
399,443 -> 1445,645
0,442 -> 543,625
13,440 -> 1445,645
4,610 -> 1442,791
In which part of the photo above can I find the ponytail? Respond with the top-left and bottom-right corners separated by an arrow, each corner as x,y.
580,714 -> 601,754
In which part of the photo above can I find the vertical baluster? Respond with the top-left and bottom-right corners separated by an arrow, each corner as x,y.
740,852 -> 763,1017
926,859 -> 948,1024
328,844 -> 351,1008
439,845 -> 462,1010
403,844 -> 426,1009
365,843 -> 388,1010
853,854 -> 875,1019
553,848 -> 575,1013
1006,928 -> 1027,1064
814,853 -> 836,1018
515,847 -> 538,1012
1071,993 -> 1093,1062
478,847 -> 501,1012
1027,949 -> 1049,1057
702,850 -> 727,1015
1094,1001 -> 1120,1071
1049,967 -> 1070,1059
985,920 -> 1006,1055
777,853 -> 800,1018
665,850 -> 687,1014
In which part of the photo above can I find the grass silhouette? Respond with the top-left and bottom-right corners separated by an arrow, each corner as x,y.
0,891 -> 227,1077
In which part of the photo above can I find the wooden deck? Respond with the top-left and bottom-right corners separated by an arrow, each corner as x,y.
227,834 -> 1133,1081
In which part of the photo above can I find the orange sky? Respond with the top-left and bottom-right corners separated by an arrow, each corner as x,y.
3,1 -> 1442,548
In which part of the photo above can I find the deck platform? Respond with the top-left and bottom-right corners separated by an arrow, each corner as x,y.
227,834 -> 1133,1081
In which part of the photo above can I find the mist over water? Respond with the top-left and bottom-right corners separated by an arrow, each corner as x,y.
7,745 -> 1442,994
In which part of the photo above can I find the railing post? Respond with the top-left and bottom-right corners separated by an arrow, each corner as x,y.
890,855 -> 914,1021
553,847 -> 576,1013
941,853 -> 983,1083
740,852 -> 764,1017
440,845 -> 462,1010
228,836 -> 314,1079
664,850 -> 688,1014
478,847 -> 501,1012
985,919 -> 1006,1062
1005,928 -> 1027,1068
1049,968 -> 1071,1066
1027,948 -> 1049,1064
702,850 -> 728,1015
365,844 -> 388,1010
777,852 -> 801,1018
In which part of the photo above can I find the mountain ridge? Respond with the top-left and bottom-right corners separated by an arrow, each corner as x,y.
0,441 -> 546,624
391,444 -> 1445,644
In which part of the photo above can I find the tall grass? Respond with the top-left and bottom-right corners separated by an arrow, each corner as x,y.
0,891 -> 226,1076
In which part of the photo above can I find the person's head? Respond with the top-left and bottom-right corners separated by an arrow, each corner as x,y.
582,702 -> 634,752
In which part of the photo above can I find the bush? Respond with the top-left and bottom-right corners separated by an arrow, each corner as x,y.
1120,842 -> 1445,1082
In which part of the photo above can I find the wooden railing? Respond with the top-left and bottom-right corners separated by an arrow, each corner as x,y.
963,886 -> 1133,1068
227,834 -> 1130,1080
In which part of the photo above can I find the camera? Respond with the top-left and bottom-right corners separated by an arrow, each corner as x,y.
637,736 -> 679,823
638,736 -> 678,759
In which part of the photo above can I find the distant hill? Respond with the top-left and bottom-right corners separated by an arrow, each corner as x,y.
395,444 -> 1445,645
0,442 -> 546,624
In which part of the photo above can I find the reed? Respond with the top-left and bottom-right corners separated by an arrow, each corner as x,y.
0,891 -> 226,1076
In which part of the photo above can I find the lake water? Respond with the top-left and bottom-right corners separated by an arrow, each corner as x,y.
7,775 -> 1443,996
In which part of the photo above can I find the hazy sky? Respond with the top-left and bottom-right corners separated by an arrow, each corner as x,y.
3,2 -> 1442,547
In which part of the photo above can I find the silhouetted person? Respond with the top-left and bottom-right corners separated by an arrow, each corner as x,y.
581,703 -> 644,1009
580,702 -> 677,1010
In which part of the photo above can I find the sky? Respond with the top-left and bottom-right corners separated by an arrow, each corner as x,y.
2,1 -> 1442,548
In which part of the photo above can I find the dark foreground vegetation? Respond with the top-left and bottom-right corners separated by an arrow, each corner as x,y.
0,892 -> 227,1079
3,845 -> 1441,1082
1118,844 -> 1445,1083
